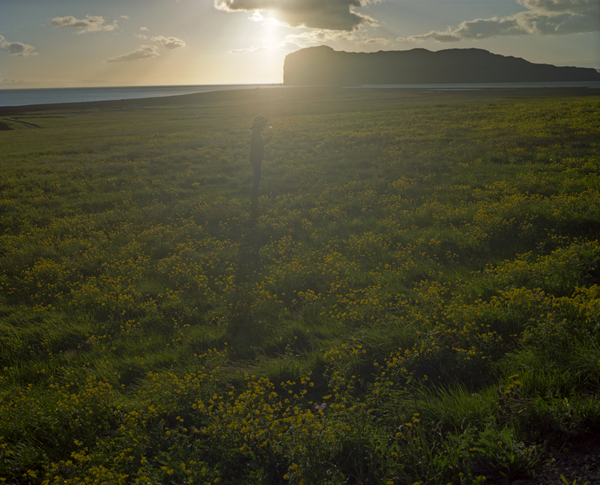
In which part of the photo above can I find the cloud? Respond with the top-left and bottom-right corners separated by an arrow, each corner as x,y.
519,0 -> 596,14
214,0 -> 381,31
407,0 -> 599,42
282,25 -> 381,48
355,36 -> 389,45
280,41 -> 301,50
283,29 -> 350,48
0,35 -> 38,57
151,36 -> 186,49
136,27 -> 150,39
230,45 -> 270,53
106,34 -> 185,63
1,77 -> 25,84
50,15 -> 118,34
121,15 -> 130,19
105,45 -> 159,62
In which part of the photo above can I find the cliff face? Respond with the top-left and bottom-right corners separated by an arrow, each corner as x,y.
283,46 -> 600,85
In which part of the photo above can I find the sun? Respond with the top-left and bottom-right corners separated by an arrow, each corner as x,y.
252,10 -> 283,49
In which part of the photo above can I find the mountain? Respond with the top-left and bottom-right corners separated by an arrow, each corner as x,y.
283,46 -> 600,85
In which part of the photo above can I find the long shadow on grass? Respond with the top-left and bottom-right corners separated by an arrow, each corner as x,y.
225,211 -> 272,359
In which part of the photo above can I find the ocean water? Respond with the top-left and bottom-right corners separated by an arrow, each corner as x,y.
1,81 -> 598,107
0,84 -> 281,108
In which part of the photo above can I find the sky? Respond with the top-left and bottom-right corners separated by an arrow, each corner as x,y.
1,0 -> 599,88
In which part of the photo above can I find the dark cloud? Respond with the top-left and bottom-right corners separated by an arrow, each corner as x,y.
105,45 -> 160,62
407,0 -> 599,42
151,36 -> 186,49
0,35 -> 38,57
214,0 -> 380,31
51,15 -> 118,34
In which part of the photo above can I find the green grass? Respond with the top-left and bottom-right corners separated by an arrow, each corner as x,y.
1,87 -> 599,484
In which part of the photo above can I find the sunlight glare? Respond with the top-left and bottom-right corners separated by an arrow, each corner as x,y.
261,11 -> 281,50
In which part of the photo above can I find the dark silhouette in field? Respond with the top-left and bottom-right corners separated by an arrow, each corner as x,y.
284,46 -> 600,86
249,114 -> 272,201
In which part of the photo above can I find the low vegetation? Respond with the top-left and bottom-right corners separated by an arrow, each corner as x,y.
1,87 -> 599,484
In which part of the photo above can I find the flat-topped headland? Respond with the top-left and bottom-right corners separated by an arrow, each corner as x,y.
283,46 -> 600,86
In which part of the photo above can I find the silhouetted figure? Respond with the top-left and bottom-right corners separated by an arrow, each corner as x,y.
249,115 -> 271,202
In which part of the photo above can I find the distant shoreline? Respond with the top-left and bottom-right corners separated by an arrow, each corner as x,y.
3,80 -> 600,110
1,84 -> 598,117
0,84 -> 284,109
0,86 -> 289,116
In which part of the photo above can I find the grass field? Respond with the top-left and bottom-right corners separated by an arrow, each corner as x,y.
1,87 -> 599,484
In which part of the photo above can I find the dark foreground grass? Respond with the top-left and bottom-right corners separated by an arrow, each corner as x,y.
1,87 -> 599,484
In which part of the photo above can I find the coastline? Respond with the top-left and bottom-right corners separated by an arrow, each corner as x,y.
1,84 -> 599,117
0,86 -> 287,116
0,84 -> 284,109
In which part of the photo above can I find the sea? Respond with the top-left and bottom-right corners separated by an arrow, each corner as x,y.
1,81 -> 599,107
0,84 -> 281,108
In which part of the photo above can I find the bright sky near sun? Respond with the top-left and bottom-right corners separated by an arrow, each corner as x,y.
1,0 -> 599,88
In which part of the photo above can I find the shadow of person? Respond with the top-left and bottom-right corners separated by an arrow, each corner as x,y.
249,197 -> 259,226
249,114 -> 271,201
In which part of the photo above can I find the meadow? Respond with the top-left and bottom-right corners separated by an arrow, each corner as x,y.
1,86 -> 599,484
